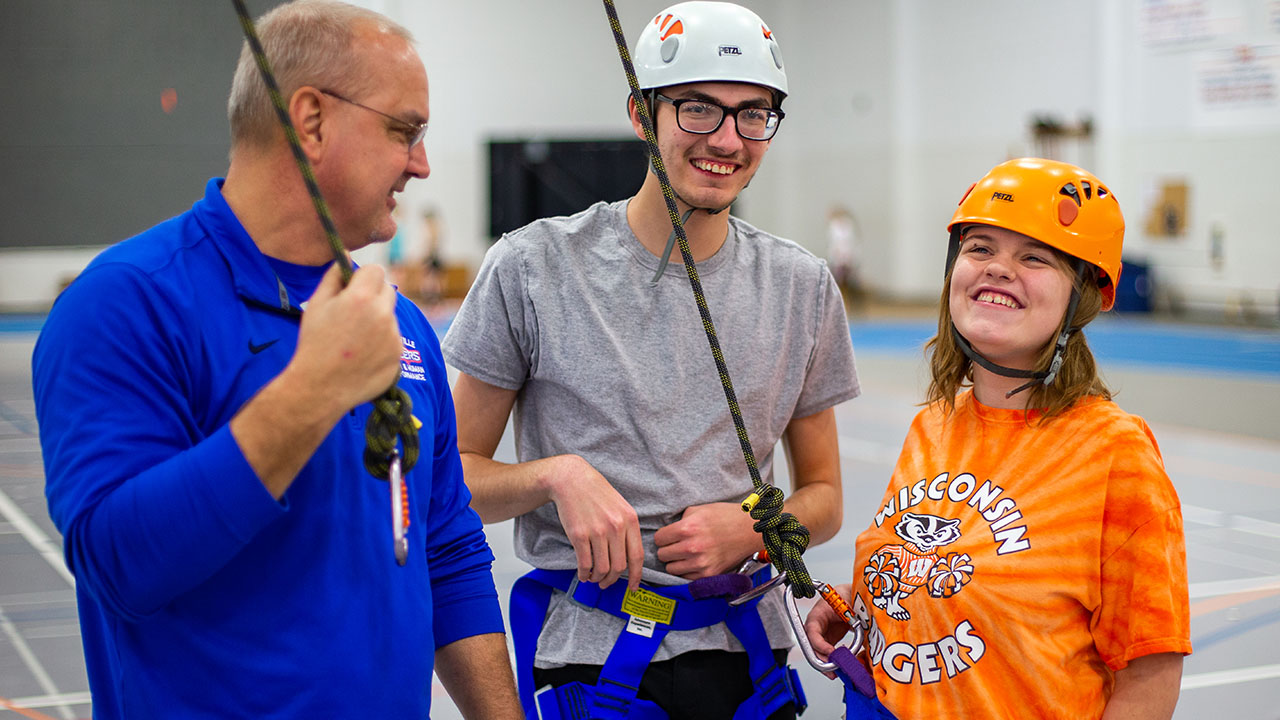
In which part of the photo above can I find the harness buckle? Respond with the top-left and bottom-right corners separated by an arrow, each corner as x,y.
564,576 -> 604,612
534,683 -> 593,720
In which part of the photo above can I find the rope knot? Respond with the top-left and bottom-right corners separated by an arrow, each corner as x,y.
748,485 -> 815,598
363,386 -> 419,480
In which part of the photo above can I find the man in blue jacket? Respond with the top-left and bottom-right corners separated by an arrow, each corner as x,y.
31,2 -> 520,717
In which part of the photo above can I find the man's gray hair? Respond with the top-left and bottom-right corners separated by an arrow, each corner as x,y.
227,0 -> 414,148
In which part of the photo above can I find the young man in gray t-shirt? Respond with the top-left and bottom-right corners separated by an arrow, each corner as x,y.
442,3 -> 859,718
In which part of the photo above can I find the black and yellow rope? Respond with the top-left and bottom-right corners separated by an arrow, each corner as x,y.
601,0 -> 814,598
230,0 -> 419,482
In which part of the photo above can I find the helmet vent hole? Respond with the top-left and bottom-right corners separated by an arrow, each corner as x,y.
1097,186 -> 1109,199
1081,181 -> 1092,199
660,36 -> 680,63
1059,183 -> 1082,207
1058,197 -> 1079,226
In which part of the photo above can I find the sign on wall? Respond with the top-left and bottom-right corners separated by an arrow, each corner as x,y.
1136,0 -> 1280,130
1191,43 -> 1280,127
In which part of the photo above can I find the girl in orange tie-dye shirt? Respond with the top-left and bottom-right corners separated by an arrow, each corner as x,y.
806,159 -> 1191,720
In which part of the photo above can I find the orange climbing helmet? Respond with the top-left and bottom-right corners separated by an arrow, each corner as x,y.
947,158 -> 1125,310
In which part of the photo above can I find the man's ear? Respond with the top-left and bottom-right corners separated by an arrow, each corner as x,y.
290,86 -> 327,161
626,95 -> 648,142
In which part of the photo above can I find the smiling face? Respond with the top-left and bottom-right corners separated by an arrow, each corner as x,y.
948,225 -> 1075,371
634,81 -> 774,212
320,25 -> 430,250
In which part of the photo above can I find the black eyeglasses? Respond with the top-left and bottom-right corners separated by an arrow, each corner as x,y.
654,93 -> 785,141
319,89 -> 428,149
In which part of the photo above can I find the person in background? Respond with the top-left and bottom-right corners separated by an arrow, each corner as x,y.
805,158 -> 1190,719
826,205 -> 866,313
442,2 -> 860,718
31,1 -> 520,717
417,206 -> 445,305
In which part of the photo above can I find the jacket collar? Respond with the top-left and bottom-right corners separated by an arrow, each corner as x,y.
194,178 -> 288,307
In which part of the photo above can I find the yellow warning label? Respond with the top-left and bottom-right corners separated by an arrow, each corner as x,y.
621,587 -> 676,625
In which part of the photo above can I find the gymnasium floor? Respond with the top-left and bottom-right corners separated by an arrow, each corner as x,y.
1,310 -> 1278,719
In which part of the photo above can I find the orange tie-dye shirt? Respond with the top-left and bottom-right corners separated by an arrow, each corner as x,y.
851,391 -> 1191,719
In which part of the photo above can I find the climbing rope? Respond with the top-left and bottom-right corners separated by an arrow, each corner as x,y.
601,0 -> 814,598
231,0 -> 417,562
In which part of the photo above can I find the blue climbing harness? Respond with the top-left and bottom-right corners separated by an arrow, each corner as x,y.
510,568 -> 807,720
826,646 -> 897,719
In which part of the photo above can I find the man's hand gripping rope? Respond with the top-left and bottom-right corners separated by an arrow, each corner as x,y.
231,0 -> 418,565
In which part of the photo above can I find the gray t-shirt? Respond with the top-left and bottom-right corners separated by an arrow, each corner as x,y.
442,199 -> 859,667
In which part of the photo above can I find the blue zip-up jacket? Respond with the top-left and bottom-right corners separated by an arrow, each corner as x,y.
32,178 -> 503,718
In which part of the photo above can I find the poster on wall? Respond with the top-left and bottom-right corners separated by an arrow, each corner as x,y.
1140,0 -> 1242,49
1142,179 -> 1190,240
1191,43 -> 1280,128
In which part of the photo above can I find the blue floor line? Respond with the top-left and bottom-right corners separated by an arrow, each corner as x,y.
0,314 -> 46,334
7,312 -> 1279,378
847,317 -> 1280,379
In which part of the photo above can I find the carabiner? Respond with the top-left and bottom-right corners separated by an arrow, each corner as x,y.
390,452 -> 408,566
725,552 -> 868,673
727,570 -> 788,607
735,549 -> 771,577
727,550 -> 787,607
784,585 -> 865,674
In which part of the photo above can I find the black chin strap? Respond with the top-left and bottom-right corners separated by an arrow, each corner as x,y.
649,204 -> 730,283
651,208 -> 696,283
952,263 -> 1089,399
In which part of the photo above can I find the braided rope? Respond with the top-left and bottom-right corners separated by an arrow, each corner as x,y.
601,0 -> 813,597
230,0 -> 418,480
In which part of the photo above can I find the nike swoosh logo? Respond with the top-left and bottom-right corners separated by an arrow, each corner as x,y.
248,339 -> 279,355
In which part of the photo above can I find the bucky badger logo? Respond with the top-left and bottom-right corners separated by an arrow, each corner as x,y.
864,512 -> 974,621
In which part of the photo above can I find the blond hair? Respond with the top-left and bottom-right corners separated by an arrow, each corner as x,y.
227,0 -> 414,148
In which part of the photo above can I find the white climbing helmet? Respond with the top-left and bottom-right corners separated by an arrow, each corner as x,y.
633,1 -> 788,100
